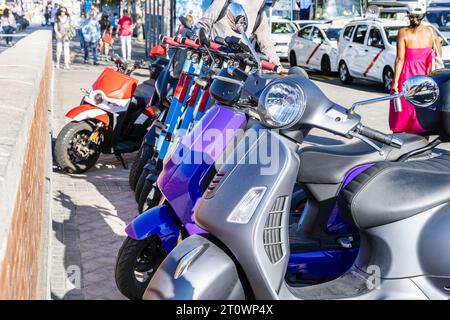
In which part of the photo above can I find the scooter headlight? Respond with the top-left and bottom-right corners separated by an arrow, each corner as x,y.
257,80 -> 306,129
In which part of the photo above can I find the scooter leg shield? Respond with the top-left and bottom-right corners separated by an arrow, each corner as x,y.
143,235 -> 245,300
125,205 -> 180,253
65,104 -> 110,128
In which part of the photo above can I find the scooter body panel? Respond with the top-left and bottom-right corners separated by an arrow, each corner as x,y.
65,104 -> 110,127
157,104 -> 247,232
125,205 -> 180,253
143,234 -> 245,300
195,127 -> 299,299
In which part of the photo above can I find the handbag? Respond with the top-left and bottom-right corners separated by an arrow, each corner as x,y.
431,27 -> 445,70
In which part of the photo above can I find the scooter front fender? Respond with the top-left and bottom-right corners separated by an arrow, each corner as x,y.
66,104 -> 110,127
143,234 -> 245,300
125,205 -> 180,253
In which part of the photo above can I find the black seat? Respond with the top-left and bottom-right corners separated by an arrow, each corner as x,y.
338,153 -> 450,229
298,133 -> 428,184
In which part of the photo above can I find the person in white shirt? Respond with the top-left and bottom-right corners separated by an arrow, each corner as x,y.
1,9 -> 16,46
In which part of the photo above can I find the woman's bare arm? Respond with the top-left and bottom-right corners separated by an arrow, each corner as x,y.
393,28 -> 406,93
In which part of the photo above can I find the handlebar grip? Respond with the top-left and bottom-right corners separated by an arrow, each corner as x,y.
261,60 -> 279,72
182,38 -> 200,49
359,125 -> 403,149
209,42 -> 222,51
162,36 -> 179,47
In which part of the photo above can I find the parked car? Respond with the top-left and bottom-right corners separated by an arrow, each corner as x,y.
271,18 -> 297,60
337,18 -> 450,91
288,23 -> 341,74
13,13 -> 29,31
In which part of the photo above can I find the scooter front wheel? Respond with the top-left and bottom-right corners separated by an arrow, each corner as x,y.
135,167 -> 150,202
115,235 -> 166,300
54,121 -> 101,173
138,179 -> 162,213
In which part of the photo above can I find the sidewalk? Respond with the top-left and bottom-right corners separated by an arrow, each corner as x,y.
50,38 -> 147,300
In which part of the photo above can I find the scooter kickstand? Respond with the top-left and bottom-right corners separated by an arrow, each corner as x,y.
115,153 -> 128,169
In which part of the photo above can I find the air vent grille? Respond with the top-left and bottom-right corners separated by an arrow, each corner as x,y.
263,196 -> 287,264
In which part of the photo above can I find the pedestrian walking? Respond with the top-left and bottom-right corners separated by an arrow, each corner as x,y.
1,9 -> 16,47
99,12 -> 113,61
390,3 -> 443,133
82,10 -> 101,65
73,11 -> 86,52
54,6 -> 74,69
116,10 -> 134,61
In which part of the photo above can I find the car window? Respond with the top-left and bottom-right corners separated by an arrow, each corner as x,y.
383,26 -> 401,46
324,28 -> 341,41
367,27 -> 384,47
311,27 -> 324,41
272,22 -> 296,34
343,25 -> 355,41
352,25 -> 368,44
298,27 -> 312,39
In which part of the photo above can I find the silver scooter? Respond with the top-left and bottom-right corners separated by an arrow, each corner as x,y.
142,3 -> 450,300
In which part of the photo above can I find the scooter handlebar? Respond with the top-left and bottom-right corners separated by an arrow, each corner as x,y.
358,125 -> 403,149
161,36 -> 179,47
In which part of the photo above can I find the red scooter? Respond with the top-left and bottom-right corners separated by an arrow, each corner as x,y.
55,54 -> 166,173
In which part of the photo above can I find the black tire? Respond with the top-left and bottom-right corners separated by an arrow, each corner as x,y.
290,51 -> 297,67
383,66 -> 394,93
138,179 -> 162,213
321,55 -> 332,76
129,143 -> 154,191
135,168 -> 150,202
339,61 -> 353,85
54,121 -> 101,173
115,236 -> 166,300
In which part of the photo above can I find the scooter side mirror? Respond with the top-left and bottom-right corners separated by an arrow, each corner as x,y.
198,27 -> 210,48
226,2 -> 249,34
402,75 -> 439,108
179,16 -> 193,30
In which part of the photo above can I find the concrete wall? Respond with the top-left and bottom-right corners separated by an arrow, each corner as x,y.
0,30 -> 52,299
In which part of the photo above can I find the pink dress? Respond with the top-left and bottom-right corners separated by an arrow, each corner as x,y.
389,47 -> 434,133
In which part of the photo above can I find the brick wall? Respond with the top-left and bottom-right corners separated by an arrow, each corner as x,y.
0,41 -> 51,299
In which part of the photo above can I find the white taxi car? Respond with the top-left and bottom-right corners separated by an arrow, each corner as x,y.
288,23 -> 342,74
337,18 -> 450,91
271,18 -> 298,60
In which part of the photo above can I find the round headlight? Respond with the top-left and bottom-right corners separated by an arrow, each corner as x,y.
257,81 -> 306,129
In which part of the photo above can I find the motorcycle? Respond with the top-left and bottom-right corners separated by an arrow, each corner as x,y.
54,52 -> 168,173
141,3 -> 449,300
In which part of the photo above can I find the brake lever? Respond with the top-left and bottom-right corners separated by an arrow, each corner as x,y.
348,131 -> 385,156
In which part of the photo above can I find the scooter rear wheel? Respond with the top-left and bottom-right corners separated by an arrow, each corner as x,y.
54,121 -> 101,173
129,144 -> 154,191
115,235 -> 166,300
138,179 -> 162,213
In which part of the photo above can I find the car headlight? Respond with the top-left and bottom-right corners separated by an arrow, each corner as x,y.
257,80 -> 306,129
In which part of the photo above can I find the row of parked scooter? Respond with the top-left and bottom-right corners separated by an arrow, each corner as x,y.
55,3 -> 450,300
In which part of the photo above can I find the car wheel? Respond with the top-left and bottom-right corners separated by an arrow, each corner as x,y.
383,67 -> 394,93
339,61 -> 353,85
321,55 -> 332,75
290,51 -> 297,67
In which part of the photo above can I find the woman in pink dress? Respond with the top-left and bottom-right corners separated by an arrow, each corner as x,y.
390,3 -> 442,133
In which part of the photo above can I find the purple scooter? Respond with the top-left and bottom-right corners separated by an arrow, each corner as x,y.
114,43 -> 284,299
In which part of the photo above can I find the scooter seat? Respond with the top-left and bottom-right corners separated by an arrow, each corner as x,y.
338,153 -> 450,229
297,133 -> 428,184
